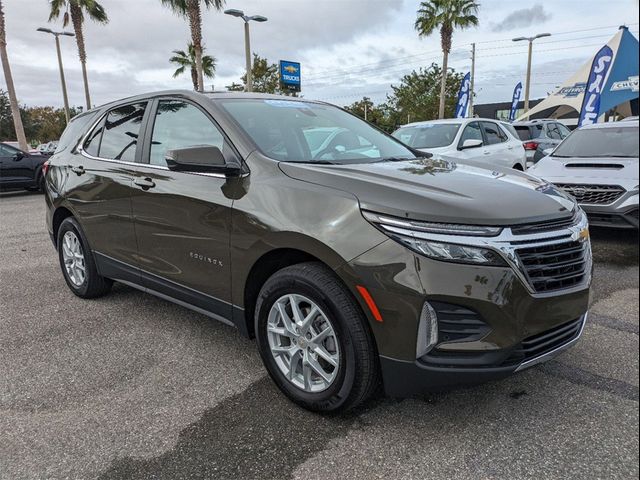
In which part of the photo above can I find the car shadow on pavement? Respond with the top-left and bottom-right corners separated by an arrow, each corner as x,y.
98,376 -> 369,480
0,190 -> 42,199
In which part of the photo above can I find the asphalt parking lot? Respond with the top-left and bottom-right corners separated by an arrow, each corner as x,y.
1,191 -> 638,480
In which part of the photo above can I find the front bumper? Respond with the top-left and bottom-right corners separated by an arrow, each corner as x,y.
580,191 -> 639,229
338,216 -> 591,397
380,313 -> 586,396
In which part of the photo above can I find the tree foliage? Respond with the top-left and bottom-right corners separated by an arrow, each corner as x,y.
170,43 -> 216,90
0,90 -> 80,144
344,64 -> 465,132
226,54 -> 292,95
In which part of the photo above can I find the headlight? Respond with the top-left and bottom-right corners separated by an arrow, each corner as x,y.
362,211 -> 502,237
389,233 -> 507,266
362,211 -> 507,267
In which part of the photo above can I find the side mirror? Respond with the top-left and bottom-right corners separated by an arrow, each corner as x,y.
13,151 -> 25,161
165,145 -> 240,174
542,148 -> 554,156
459,139 -> 483,150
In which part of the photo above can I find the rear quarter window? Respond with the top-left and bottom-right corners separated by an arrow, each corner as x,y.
56,112 -> 101,155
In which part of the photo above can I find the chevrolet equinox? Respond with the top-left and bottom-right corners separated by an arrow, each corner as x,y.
45,91 -> 591,412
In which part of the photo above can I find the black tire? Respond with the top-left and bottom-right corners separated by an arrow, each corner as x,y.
255,262 -> 379,412
513,164 -> 524,171
57,217 -> 113,298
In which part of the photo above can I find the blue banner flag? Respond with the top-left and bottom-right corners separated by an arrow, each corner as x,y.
455,72 -> 471,118
578,45 -> 614,127
509,82 -> 522,122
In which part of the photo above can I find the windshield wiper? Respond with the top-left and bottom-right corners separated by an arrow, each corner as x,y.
295,160 -> 337,165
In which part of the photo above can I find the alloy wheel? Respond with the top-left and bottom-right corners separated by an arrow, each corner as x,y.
267,294 -> 340,393
61,231 -> 86,287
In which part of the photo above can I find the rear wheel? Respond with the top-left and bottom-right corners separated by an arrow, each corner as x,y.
57,217 -> 112,298
255,262 -> 379,412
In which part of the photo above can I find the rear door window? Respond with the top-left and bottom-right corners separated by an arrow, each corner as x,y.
480,122 -> 506,145
86,103 -> 147,162
556,123 -> 571,138
546,123 -> 563,140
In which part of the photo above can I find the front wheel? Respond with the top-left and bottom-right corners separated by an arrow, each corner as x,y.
255,262 -> 379,412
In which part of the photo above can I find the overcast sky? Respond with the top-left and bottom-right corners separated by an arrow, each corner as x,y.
2,0 -> 639,109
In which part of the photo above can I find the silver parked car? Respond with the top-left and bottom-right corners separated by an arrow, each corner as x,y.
513,119 -> 572,166
529,120 -> 639,229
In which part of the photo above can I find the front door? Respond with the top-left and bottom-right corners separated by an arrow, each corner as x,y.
0,144 -> 32,186
130,98 -> 236,320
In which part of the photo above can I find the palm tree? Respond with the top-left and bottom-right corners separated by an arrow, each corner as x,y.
170,44 -> 216,90
48,0 -> 108,110
415,0 -> 479,119
161,0 -> 225,93
0,0 -> 28,150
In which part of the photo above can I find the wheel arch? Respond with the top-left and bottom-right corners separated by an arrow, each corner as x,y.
237,232 -> 369,339
52,206 -> 75,246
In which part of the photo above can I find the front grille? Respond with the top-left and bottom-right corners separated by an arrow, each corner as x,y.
556,184 -> 625,205
511,212 -> 577,236
516,240 -> 589,293
510,317 -> 584,363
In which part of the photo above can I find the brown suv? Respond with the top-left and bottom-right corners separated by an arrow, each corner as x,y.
44,91 -> 591,412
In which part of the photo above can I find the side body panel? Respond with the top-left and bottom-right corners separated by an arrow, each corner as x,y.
229,152 -> 389,310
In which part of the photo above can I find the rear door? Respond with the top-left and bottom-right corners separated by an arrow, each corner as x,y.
480,121 -> 512,167
69,101 -> 149,280
130,97 -> 237,319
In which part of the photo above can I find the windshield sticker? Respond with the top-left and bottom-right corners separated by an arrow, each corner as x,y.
264,100 -> 312,109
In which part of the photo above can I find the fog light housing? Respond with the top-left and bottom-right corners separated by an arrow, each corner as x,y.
416,302 -> 439,358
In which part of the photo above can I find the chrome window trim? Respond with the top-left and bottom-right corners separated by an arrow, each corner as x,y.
76,106 -> 243,180
367,209 -> 592,298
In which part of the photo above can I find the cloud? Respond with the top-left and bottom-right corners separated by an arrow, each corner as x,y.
491,4 -> 552,32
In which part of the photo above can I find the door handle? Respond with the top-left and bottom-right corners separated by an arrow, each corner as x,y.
70,166 -> 85,175
483,151 -> 491,155
134,177 -> 156,190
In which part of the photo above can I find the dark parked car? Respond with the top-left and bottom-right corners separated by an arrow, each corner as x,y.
44,91 -> 591,412
0,142 -> 48,191
513,119 -> 572,165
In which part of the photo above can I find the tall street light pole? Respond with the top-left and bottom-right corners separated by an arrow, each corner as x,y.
38,27 -> 74,123
512,33 -> 551,119
224,9 -> 267,93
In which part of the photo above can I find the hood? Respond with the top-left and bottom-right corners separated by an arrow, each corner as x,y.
279,158 -> 576,226
531,155 -> 639,189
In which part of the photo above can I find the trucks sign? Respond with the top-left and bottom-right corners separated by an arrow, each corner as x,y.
279,60 -> 301,92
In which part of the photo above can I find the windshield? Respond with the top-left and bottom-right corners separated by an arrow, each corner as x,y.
392,124 -> 461,148
553,125 -> 639,158
218,99 -> 416,164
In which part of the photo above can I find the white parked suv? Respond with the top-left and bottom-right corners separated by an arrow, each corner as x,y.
392,118 -> 527,170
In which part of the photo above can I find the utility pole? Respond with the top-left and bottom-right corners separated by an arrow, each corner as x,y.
243,21 -> 252,92
364,103 -> 368,121
468,43 -> 476,118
